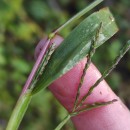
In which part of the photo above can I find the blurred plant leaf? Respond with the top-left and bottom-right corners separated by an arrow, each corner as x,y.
25,0 -> 51,20
11,58 -> 31,74
9,22 -> 39,41
32,8 -> 118,94
108,40 -> 122,60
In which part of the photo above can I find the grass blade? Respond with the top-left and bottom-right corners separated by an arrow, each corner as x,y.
32,8 -> 118,94
54,115 -> 71,130
54,0 -> 103,33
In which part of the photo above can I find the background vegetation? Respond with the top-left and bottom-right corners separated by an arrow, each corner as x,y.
0,0 -> 130,130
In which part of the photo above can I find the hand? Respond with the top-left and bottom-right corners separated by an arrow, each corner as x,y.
35,35 -> 130,130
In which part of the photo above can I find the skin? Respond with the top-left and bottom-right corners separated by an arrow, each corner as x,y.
35,35 -> 130,130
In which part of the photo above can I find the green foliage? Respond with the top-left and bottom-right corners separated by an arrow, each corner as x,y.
0,0 -> 130,130
33,8 -> 118,94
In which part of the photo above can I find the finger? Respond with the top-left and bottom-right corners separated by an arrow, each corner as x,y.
49,59 -> 130,130
34,37 -> 48,60
47,44 -> 130,130
35,35 -> 130,130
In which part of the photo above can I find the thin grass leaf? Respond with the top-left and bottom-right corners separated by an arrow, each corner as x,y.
54,114 -> 71,130
54,0 -> 103,33
32,8 -> 118,94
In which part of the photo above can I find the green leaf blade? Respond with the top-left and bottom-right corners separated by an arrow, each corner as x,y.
32,8 -> 118,94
